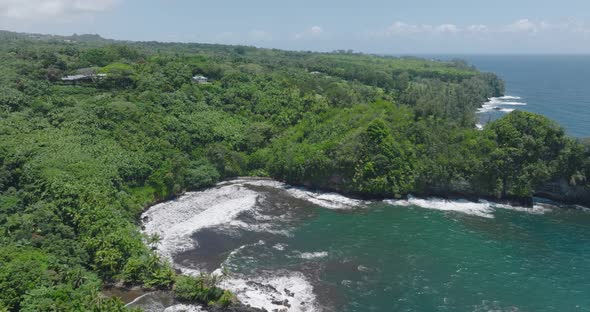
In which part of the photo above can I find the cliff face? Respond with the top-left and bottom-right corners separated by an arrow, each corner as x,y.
536,178 -> 590,207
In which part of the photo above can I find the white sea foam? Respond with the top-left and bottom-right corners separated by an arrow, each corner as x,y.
298,251 -> 329,259
384,196 -> 551,218
211,264 -> 320,312
385,196 -> 495,218
141,182 -> 263,260
477,96 -> 526,114
498,96 -> 522,100
487,201 -> 552,215
163,304 -> 205,312
475,123 -> 484,130
273,243 -> 288,251
499,101 -> 527,106
222,178 -> 366,210
221,240 -> 266,271
221,271 -> 318,312
285,187 -> 367,210
226,220 -> 292,236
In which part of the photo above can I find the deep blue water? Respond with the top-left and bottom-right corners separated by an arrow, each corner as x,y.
436,55 -> 590,138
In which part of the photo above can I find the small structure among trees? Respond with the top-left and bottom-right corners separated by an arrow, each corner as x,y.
61,67 -> 107,83
192,74 -> 209,84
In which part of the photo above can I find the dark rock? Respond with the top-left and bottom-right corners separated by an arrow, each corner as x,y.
208,303 -> 266,312
246,281 -> 279,295
537,178 -> 590,207
284,288 -> 295,297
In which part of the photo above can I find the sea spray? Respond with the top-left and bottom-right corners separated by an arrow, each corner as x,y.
477,95 -> 527,114
384,195 -> 552,218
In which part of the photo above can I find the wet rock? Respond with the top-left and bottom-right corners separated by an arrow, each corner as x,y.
537,178 -> 590,206
246,281 -> 279,295
283,288 -> 295,297
208,303 -> 266,312
270,299 -> 290,308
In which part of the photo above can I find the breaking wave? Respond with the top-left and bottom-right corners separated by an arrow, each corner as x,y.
497,96 -> 522,100
384,195 -> 552,218
221,271 -> 318,312
477,95 -> 527,114
298,251 -> 329,260
163,304 -> 204,312
141,183 -> 261,260
285,187 -> 367,210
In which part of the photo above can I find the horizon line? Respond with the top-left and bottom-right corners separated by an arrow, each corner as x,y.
2,29 -> 590,56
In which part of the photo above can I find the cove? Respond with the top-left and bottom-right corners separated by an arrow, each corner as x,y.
134,178 -> 590,312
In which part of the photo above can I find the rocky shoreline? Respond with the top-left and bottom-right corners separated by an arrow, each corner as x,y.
122,177 -> 588,312
108,288 -> 266,312
289,174 -> 590,209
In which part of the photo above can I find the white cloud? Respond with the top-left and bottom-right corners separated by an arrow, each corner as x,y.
294,25 -> 324,40
435,24 -> 459,34
539,20 -> 590,33
372,18 -> 590,39
502,19 -> 590,35
467,24 -> 489,33
310,25 -> 323,34
505,19 -> 538,33
375,21 -> 461,37
384,21 -> 429,35
0,0 -> 118,20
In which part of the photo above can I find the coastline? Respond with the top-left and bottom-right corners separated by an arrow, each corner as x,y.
128,177 -> 586,311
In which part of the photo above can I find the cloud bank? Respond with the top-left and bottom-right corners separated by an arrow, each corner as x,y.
0,0 -> 118,20
372,18 -> 590,37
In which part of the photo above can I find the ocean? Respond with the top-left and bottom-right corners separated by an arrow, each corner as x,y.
134,179 -> 590,312
441,55 -> 590,138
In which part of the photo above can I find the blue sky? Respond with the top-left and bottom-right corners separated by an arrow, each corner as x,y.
1,0 -> 590,54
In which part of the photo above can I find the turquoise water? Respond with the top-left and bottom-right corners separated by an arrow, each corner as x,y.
295,205 -> 590,311
439,55 -> 590,138
141,180 -> 590,312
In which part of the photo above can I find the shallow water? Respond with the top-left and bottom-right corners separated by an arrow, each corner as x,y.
139,179 -> 590,312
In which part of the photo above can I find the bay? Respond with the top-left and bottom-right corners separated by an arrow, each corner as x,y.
137,179 -> 590,312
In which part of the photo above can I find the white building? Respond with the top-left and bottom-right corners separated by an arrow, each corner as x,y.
192,75 -> 209,84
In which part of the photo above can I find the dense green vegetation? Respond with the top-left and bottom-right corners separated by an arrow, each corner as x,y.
173,275 -> 234,307
0,31 -> 588,311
